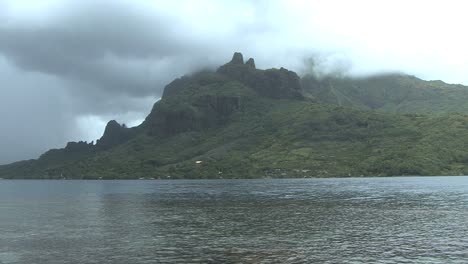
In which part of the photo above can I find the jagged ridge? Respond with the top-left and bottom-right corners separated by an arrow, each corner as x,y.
3,53 -> 468,179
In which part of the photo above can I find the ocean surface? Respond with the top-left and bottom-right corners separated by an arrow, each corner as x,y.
0,177 -> 467,264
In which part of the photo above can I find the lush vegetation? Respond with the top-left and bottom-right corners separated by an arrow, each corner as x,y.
3,54 -> 468,179
303,73 -> 468,114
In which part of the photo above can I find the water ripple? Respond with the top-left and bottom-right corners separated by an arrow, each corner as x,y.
0,177 -> 467,263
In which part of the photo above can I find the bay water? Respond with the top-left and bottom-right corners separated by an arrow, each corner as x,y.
1,177 -> 467,263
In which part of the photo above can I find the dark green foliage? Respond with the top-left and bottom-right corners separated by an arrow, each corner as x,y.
302,73 -> 468,114
3,53 -> 468,179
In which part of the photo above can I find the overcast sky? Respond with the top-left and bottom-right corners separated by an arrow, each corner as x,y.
2,0 -> 468,164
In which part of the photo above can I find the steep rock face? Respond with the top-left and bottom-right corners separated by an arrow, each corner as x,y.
194,95 -> 241,117
192,95 -> 242,126
217,53 -> 303,99
245,58 -> 256,68
146,102 -> 200,136
160,75 -> 192,99
262,68 -> 303,99
64,141 -> 94,153
145,53 -> 303,137
161,72 -> 227,99
96,120 -> 132,148
146,95 -> 242,137
230,52 -> 244,64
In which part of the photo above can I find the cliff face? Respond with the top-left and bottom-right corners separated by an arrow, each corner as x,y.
96,120 -> 132,148
14,52 -> 284,166
217,53 -> 303,99
145,52 -> 303,137
16,53 -> 468,179
145,90 -> 243,137
64,141 -> 94,153
5,52 -> 468,179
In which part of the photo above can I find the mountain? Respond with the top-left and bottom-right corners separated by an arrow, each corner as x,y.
3,53 -> 468,179
302,73 -> 468,114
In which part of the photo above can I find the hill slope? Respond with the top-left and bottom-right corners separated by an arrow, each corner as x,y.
302,73 -> 468,114
3,53 -> 468,179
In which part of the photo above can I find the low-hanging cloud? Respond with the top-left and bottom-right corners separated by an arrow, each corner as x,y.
2,0 -> 468,164
0,0 -> 266,164
1,1 -> 209,98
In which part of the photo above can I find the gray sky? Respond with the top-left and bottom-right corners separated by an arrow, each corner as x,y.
2,0 -> 468,164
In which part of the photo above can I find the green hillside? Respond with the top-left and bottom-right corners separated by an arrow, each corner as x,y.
3,53 -> 468,179
303,73 -> 468,114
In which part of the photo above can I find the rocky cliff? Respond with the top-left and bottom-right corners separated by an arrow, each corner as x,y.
5,52 -> 468,179
96,120 -> 133,148
217,52 -> 303,99
145,52 -> 303,137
